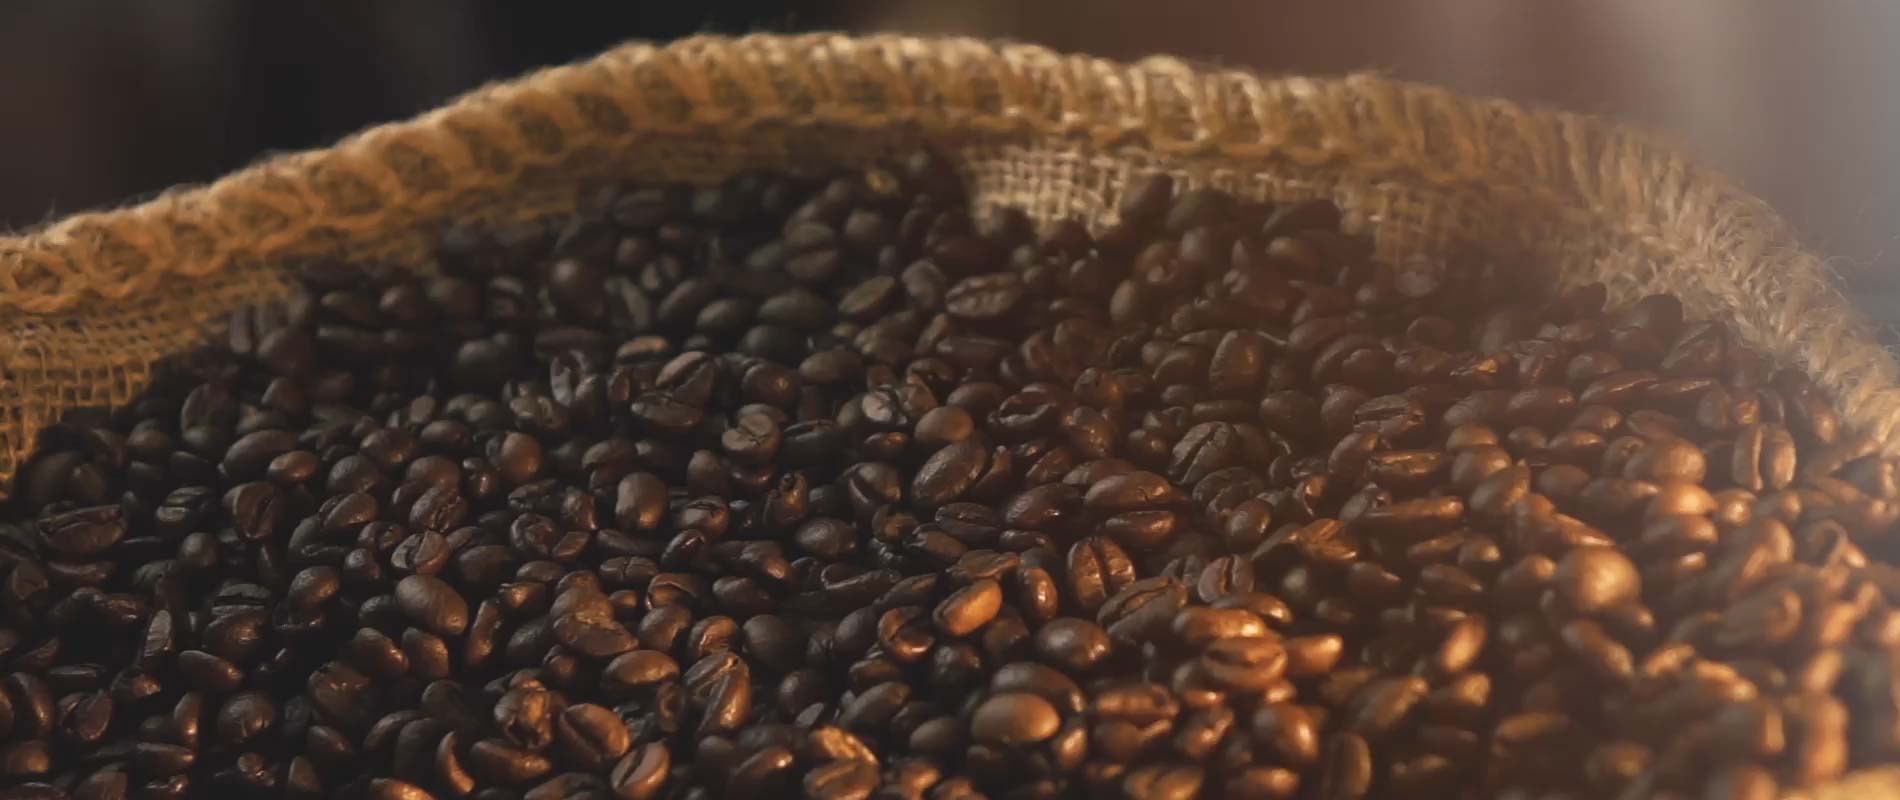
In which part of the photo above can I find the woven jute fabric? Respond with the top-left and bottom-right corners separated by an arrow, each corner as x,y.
0,32 -> 1894,795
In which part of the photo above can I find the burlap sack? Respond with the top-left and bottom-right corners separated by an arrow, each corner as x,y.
0,32 -> 1895,796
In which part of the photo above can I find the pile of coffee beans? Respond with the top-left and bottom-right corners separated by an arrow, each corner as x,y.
2,152 -> 1898,800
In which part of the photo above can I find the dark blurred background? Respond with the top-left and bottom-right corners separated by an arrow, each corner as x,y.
3,1 -> 1896,321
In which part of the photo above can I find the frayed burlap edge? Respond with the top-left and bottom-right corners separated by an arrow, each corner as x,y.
0,33 -> 1893,796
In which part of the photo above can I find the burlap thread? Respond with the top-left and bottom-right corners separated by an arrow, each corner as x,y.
0,33 -> 1894,796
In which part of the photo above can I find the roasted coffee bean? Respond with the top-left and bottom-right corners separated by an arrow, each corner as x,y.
1085,470 -> 1182,513
945,274 -> 1025,321
1343,676 -> 1426,739
1066,536 -> 1137,616
38,506 -> 127,559
837,680 -> 908,734
215,691 -> 277,745
395,575 -> 470,637
1252,702 -> 1322,767
1172,606 -> 1269,648
933,579 -> 1003,637
1551,545 -> 1641,614
875,606 -> 936,663
981,664 -> 1081,722
1317,733 -> 1373,800
970,692 -> 1060,745
494,685 -> 557,749
1170,422 -> 1241,485
1095,576 -> 1186,647
1193,555 -> 1254,603
1200,636 -> 1288,691
1034,617 -> 1113,674
4,159 -> 1891,799
1283,635 -> 1346,678
609,742 -> 670,799
804,758 -> 878,800
554,703 -> 631,770
912,441 -> 988,509
469,737 -> 554,786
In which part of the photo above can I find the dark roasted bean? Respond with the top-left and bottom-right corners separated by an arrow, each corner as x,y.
395,575 -> 470,637
1033,618 -> 1112,673
1179,594 -> 1268,637
1317,733 -> 1372,800
1066,536 -> 1136,616
608,742 -> 670,799
1247,703 -> 1320,769
469,737 -> 553,786
912,441 -> 987,509
1551,545 -> 1641,613
1200,636 -> 1287,691
553,703 -> 631,770
1283,635 -> 1345,678
970,692 -> 1060,745
933,579 -> 1003,637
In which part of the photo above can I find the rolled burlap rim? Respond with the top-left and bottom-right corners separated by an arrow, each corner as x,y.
0,32 -> 1892,796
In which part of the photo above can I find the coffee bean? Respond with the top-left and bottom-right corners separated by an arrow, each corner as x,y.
805,758 -> 878,800
933,579 -> 1002,637
492,686 -> 556,750
224,481 -> 286,539
1200,636 -> 1287,691
912,441 -> 988,509
553,612 -> 637,659
215,691 -> 277,746
606,742 -> 670,799
911,406 -> 974,450
1170,422 -> 1240,485
409,485 -> 468,531
1317,733 -> 1372,800
945,274 -> 1024,321
721,412 -> 783,466
1551,546 -> 1641,614
837,680 -> 908,734
1034,618 -> 1112,673
1003,483 -> 1082,530
395,575 -> 470,637
1067,536 -> 1137,616
1284,635 -> 1346,678
554,703 -> 631,770
37,505 -> 126,559
1094,577 -> 1185,648
978,666 -> 1079,724
1251,702 -> 1322,768
177,650 -> 243,692
55,690 -> 111,744
1084,471 -> 1182,513
1172,607 -> 1269,648
1122,762 -> 1205,800
1624,436 -> 1708,482
469,737 -> 553,786
727,744 -> 797,795
970,693 -> 1060,745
